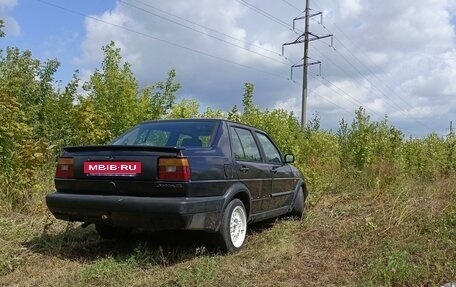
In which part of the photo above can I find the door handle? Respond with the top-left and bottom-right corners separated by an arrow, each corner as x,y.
270,166 -> 280,174
239,166 -> 249,173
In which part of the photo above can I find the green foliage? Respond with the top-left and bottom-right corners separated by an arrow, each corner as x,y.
0,90 -> 31,166
0,42 -> 181,211
71,257 -> 136,287
151,69 -> 181,118
136,69 -> 180,123
1,39 -> 455,215
227,105 -> 241,122
75,42 -> 181,145
2,36 -> 456,287
80,41 -> 140,143
0,48 -> 40,131
403,133 -> 455,179
337,107 -> 404,170
367,247 -> 423,286
298,130 -> 340,203
168,257 -> 218,287
239,83 -> 261,127
0,19 -> 5,38
201,107 -> 224,118
238,82 -> 302,154
168,99 -> 199,119
0,47 -> 62,210
0,216 -> 28,275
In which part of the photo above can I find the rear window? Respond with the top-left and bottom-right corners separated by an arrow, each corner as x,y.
111,121 -> 217,148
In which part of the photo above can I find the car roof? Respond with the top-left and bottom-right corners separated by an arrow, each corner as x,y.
140,118 -> 267,134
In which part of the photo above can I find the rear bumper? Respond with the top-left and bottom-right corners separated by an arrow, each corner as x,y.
46,192 -> 224,232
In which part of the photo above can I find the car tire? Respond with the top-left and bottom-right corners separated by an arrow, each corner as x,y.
290,187 -> 305,219
216,199 -> 247,253
95,224 -> 132,240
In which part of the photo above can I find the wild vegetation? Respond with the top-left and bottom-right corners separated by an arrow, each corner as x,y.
0,35 -> 455,286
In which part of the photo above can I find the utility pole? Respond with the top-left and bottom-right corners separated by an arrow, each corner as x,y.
282,2 -> 332,128
446,121 -> 454,136
302,0 -> 310,129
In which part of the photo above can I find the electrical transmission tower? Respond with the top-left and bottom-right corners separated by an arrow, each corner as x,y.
282,0 -> 332,128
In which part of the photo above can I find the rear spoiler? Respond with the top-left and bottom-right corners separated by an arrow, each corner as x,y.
62,145 -> 184,154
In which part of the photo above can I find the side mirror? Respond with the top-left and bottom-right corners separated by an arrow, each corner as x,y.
284,154 -> 294,163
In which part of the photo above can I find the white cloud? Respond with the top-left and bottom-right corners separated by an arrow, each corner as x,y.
0,0 -> 20,36
74,0 -> 456,136
73,7 -> 142,67
339,0 -> 363,19
0,0 -> 17,8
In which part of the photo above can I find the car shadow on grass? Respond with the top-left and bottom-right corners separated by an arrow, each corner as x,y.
26,225 -> 217,267
25,220 -> 276,268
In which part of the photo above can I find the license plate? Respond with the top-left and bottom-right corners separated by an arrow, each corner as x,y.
84,162 -> 142,176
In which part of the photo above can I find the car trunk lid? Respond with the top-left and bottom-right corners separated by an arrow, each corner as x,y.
55,145 -> 189,196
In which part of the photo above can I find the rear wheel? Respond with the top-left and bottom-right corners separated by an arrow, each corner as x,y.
215,199 -> 247,253
95,224 -> 132,240
290,187 -> 305,219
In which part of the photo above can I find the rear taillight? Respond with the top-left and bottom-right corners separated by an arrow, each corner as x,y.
55,157 -> 74,178
158,157 -> 190,181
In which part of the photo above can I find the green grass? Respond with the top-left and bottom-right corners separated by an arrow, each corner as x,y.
0,175 -> 455,286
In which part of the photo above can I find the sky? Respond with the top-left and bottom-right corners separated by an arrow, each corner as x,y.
1,0 -> 456,137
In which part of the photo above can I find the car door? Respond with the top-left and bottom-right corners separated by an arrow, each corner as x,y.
255,132 -> 295,210
230,126 -> 272,214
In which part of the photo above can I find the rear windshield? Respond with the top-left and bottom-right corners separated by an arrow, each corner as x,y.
111,121 -> 218,148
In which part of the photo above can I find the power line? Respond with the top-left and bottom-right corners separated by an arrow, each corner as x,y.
296,73 -> 416,134
308,90 -> 353,114
235,0 -> 293,30
35,0 -> 291,81
311,74 -> 385,120
304,9 -> 423,120
290,78 -> 355,115
279,0 -> 304,13
312,74 -> 416,134
126,0 -> 284,57
233,0 -> 422,130
310,42 -> 426,132
327,43 -> 431,128
310,0 -> 421,112
317,25 -> 406,110
118,0 -> 288,65
309,44 -> 410,118
308,16 -> 433,130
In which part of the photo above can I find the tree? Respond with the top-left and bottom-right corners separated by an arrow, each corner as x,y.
80,41 -> 140,143
168,99 -> 199,119
43,72 -> 79,148
0,47 -> 63,142
241,82 -> 255,114
201,107 -> 224,118
0,19 -> 5,38
137,69 -> 180,121
227,105 -> 241,122
240,82 -> 262,128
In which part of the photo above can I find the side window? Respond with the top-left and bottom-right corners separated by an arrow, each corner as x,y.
230,128 -> 244,160
230,127 -> 262,162
256,132 -> 282,163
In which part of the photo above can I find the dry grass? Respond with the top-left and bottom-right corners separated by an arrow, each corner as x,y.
0,175 -> 455,287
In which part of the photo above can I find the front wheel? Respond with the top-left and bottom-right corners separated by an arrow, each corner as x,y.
215,199 -> 247,253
